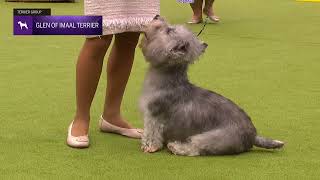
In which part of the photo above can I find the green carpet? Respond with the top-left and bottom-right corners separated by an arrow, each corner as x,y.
0,0 -> 319,179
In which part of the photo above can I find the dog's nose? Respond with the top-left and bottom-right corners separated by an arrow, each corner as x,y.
153,15 -> 160,20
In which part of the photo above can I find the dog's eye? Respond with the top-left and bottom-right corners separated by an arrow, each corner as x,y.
166,27 -> 174,34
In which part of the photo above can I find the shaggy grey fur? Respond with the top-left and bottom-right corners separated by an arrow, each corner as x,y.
139,15 -> 284,156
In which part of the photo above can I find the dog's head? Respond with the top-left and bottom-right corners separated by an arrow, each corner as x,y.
140,15 -> 208,67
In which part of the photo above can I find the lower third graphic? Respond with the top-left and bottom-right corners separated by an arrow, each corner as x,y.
13,16 -> 102,35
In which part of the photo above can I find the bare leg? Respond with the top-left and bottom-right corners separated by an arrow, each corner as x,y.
189,0 -> 203,23
203,0 -> 220,22
102,32 -> 140,128
72,36 -> 113,136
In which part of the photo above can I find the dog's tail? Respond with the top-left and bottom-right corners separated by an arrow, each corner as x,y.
253,136 -> 284,149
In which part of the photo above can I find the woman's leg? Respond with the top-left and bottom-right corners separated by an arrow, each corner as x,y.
102,32 -> 140,128
203,0 -> 220,21
72,35 -> 113,136
190,0 -> 203,22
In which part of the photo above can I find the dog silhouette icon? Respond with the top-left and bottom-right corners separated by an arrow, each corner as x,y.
17,21 -> 29,30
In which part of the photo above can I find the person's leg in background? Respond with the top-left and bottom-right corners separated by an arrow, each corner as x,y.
102,32 -> 140,129
189,0 -> 203,24
203,0 -> 220,22
72,35 -> 113,137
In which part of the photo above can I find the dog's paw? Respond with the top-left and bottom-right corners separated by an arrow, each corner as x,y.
141,144 -> 161,153
167,142 -> 178,155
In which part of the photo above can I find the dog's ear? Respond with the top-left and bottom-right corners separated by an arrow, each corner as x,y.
169,40 -> 190,59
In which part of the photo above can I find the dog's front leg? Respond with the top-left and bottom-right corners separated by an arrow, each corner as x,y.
141,114 -> 164,153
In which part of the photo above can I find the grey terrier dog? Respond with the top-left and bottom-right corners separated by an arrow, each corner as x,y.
139,15 -> 284,156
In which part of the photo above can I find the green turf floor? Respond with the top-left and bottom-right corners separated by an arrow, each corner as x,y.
1,0 -> 320,179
